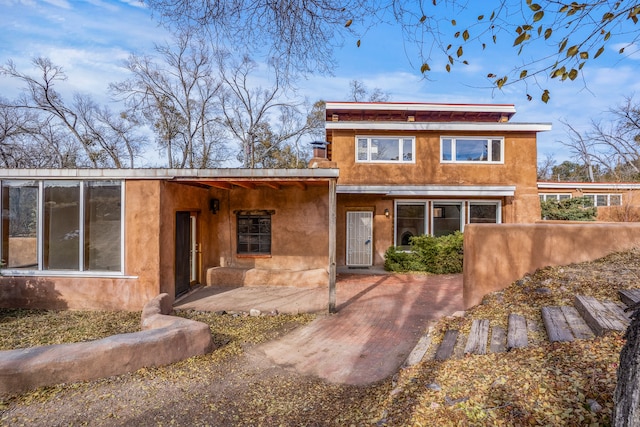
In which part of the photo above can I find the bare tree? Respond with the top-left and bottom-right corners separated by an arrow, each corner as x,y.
348,80 -> 390,102
559,96 -> 640,182
110,31 -> 227,168
536,153 -> 556,181
144,1 -> 640,101
217,54 -> 313,168
0,58 -> 143,168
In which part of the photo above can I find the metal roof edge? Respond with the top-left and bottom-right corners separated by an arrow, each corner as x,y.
326,122 -> 552,132
0,168 -> 340,180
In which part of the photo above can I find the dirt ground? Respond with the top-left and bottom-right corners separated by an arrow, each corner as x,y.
0,320 -> 390,426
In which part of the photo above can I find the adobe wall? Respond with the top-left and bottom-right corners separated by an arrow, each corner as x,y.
463,222 -> 640,309
0,294 -> 213,396
210,185 -> 330,274
329,130 -> 541,223
158,182 -> 216,297
0,181 -> 162,311
336,194 -> 393,267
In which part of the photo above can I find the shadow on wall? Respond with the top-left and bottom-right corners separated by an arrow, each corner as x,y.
0,277 -> 68,310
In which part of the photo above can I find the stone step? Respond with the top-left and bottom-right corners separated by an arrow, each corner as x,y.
619,289 -> 640,307
574,295 -> 629,336
507,313 -> 528,350
464,319 -> 489,355
541,306 -> 594,342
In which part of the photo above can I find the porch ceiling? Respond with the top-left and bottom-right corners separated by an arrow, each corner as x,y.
174,178 -> 329,191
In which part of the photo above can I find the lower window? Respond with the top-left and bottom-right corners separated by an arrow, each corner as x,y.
1,180 -> 123,273
237,213 -> 271,254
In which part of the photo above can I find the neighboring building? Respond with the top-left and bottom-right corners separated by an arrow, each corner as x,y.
317,102 -> 551,267
538,181 -> 640,221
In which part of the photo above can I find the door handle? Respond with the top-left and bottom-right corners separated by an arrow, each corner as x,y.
365,239 -> 371,244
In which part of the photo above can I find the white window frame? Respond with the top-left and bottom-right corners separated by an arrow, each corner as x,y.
440,136 -> 504,164
584,193 -> 623,207
539,193 -> 572,202
0,179 -> 126,277
467,201 -> 502,225
393,199 -> 502,245
355,136 -> 416,163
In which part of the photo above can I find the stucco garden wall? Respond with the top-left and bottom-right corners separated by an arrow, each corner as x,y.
0,293 -> 213,396
463,222 -> 640,309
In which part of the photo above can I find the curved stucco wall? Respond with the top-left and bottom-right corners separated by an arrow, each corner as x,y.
0,294 -> 214,396
463,222 -> 640,309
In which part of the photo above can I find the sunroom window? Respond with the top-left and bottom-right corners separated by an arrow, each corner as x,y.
584,194 -> 622,207
1,180 -> 123,273
356,136 -> 415,163
441,137 -> 503,163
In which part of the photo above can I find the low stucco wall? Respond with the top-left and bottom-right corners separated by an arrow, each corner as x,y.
0,294 -> 214,396
463,222 -> 640,309
207,267 -> 328,288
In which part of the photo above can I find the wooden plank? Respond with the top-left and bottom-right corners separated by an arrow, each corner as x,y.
507,314 -> 528,350
619,289 -> 640,307
435,330 -> 459,361
403,333 -> 432,367
541,306 -> 574,342
489,326 -> 506,354
602,301 -> 631,324
464,319 -> 489,355
453,333 -> 467,359
560,306 -> 595,340
574,295 -> 627,336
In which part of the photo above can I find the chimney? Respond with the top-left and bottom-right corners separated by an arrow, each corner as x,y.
310,141 -> 328,159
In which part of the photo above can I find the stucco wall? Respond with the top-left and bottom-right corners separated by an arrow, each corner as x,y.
158,182 -> 216,297
0,181 -> 163,311
336,194 -> 393,267
463,222 -> 640,309
211,185 -> 330,273
329,130 -> 541,224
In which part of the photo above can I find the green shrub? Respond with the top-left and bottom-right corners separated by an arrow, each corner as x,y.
540,196 -> 597,221
384,231 -> 464,274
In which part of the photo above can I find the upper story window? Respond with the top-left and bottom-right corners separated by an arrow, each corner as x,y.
584,194 -> 622,207
356,136 -> 415,163
441,137 -> 503,163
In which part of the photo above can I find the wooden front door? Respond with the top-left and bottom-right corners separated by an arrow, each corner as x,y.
346,211 -> 373,266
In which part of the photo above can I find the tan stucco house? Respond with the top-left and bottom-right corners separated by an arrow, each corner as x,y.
0,101 -> 557,311
320,102 -> 552,267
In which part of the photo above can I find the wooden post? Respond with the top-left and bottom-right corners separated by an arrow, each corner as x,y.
328,178 -> 337,313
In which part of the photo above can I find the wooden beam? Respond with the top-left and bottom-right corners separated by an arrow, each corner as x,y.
328,178 -> 337,314
293,181 -> 307,190
231,181 -> 256,190
207,182 -> 233,190
263,182 -> 281,190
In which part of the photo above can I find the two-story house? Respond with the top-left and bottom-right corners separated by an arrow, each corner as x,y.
0,101 -> 552,311
319,102 -> 552,268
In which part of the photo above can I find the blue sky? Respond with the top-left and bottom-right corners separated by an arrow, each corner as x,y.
2,0 -> 639,166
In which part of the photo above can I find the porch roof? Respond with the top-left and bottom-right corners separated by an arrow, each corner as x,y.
0,168 -> 340,190
337,184 -> 517,197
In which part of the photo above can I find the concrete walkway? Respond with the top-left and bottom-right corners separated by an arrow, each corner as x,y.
175,272 -> 463,385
